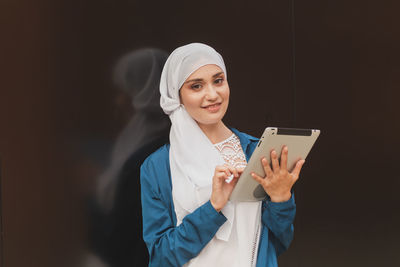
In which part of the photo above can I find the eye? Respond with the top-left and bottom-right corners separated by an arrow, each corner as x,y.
190,83 -> 202,90
214,78 -> 224,84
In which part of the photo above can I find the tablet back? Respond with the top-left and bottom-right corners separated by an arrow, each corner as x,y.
230,127 -> 320,202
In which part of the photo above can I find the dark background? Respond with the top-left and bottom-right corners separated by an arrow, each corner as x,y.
1,0 -> 399,266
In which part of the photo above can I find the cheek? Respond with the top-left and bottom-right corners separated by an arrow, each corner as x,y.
181,90 -> 200,108
221,86 -> 230,101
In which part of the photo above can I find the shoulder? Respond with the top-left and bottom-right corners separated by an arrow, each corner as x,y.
122,136 -> 169,172
140,144 -> 171,194
230,127 -> 258,139
236,130 -> 258,141
230,127 -> 259,144
141,143 -> 170,173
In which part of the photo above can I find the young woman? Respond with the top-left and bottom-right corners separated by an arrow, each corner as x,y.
140,43 -> 305,267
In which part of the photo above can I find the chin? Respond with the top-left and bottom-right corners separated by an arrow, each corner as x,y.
196,113 -> 226,126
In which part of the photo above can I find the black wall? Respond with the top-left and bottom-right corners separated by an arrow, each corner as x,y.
1,0 -> 399,266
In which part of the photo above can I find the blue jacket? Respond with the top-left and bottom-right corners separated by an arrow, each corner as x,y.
140,128 -> 296,267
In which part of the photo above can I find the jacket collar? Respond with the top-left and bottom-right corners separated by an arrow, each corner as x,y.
230,127 -> 259,160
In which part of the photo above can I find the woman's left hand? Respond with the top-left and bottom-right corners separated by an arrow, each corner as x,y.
251,145 -> 305,202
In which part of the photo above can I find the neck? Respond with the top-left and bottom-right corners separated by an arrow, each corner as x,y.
197,121 -> 232,144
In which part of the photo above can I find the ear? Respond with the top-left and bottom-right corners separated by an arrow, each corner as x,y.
178,87 -> 184,105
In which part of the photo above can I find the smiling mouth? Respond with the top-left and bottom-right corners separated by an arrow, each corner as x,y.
202,103 -> 221,108
202,103 -> 222,112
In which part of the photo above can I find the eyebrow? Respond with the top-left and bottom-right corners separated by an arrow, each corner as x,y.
184,71 -> 224,84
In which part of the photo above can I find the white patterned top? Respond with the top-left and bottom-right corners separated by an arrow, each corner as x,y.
214,133 -> 247,169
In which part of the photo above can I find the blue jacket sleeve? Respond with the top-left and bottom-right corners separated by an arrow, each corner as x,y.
140,158 -> 227,267
261,194 -> 296,255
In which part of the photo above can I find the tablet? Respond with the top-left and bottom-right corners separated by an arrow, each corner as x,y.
230,127 -> 320,202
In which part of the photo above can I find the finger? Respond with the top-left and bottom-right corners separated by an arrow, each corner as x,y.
233,167 -> 239,178
227,166 -> 239,178
251,172 -> 268,186
219,165 -> 231,177
213,172 -> 227,187
220,165 -> 233,183
221,163 -> 235,176
270,150 -> 280,172
215,171 -> 228,179
215,165 -> 227,172
224,168 -> 232,177
215,166 -> 231,178
229,175 -> 240,187
215,172 -> 229,183
291,159 -> 305,181
261,157 -> 273,177
237,167 -> 245,174
280,145 -> 288,171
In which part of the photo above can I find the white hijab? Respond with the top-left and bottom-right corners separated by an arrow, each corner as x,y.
160,43 -> 261,266
159,43 -> 235,239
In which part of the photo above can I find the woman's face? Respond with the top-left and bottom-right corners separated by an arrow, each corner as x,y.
180,64 -> 230,127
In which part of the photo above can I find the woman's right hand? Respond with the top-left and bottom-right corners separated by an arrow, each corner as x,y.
210,165 -> 243,212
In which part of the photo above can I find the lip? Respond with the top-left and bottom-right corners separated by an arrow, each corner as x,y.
202,103 -> 222,113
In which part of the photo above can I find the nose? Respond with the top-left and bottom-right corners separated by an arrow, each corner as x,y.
204,84 -> 219,101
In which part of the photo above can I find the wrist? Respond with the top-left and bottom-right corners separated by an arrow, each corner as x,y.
270,192 -> 291,203
210,199 -> 222,212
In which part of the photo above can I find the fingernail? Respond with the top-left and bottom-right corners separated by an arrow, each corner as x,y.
225,174 -> 234,183
284,146 -> 288,152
